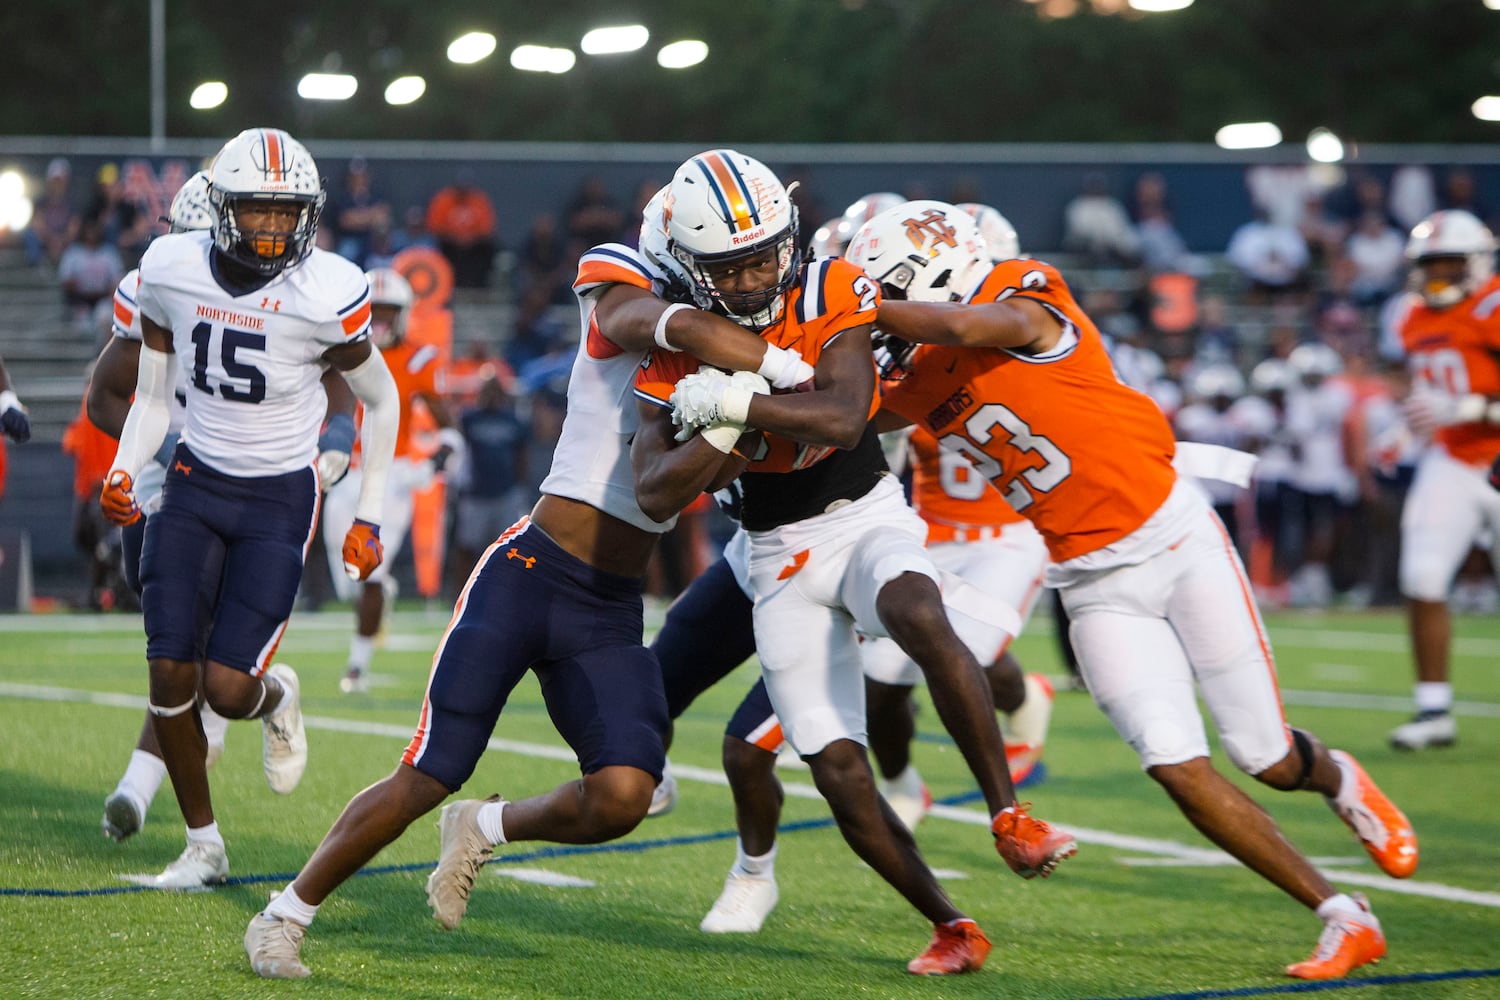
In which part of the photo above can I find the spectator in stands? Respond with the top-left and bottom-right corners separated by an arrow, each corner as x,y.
1131,172 -> 1196,274
86,162 -> 153,268
514,212 -> 571,305
449,374 -> 529,594
25,157 -> 78,269
1344,211 -> 1407,306
1225,207 -> 1311,304
1438,167 -> 1496,230
391,204 -> 436,256
1062,171 -> 1139,266
331,157 -> 391,266
564,175 -> 625,253
426,171 -> 498,288
505,286 -> 570,375
58,216 -> 124,334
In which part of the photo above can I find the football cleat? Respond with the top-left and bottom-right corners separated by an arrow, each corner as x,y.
262,663 -> 307,794
153,840 -> 229,890
1327,750 -> 1418,878
339,665 -> 369,695
245,911 -> 311,979
992,803 -> 1077,879
879,766 -> 932,832
101,790 -> 144,842
1286,893 -> 1385,979
1002,673 -> 1055,785
907,918 -> 992,976
700,872 -> 779,934
427,796 -> 499,930
1388,711 -> 1456,751
647,767 -> 678,818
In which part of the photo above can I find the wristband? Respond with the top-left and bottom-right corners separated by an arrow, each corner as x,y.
0,390 -> 19,413
1456,394 -> 1487,424
719,385 -> 755,426
654,303 -> 692,352
699,423 -> 742,454
757,345 -> 816,390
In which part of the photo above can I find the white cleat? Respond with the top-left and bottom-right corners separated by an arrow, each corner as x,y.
262,663 -> 307,794
1388,711 -> 1456,751
700,872 -> 779,934
339,666 -> 369,695
647,767 -> 679,818
101,790 -> 144,842
153,840 -> 228,890
427,796 -> 498,930
245,911 -> 311,979
879,766 -> 932,832
205,742 -> 225,771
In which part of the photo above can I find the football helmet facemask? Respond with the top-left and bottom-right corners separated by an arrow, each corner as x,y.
845,199 -> 990,305
208,127 -> 325,276
166,171 -> 215,234
665,149 -> 801,331
1405,209 -> 1496,309
957,202 -> 1021,263
365,267 -> 414,348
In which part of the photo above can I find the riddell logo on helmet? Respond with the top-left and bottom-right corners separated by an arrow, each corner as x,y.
731,226 -> 768,246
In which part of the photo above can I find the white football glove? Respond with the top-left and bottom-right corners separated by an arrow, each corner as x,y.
316,449 -> 352,492
1403,388 -> 1485,438
670,368 -> 770,440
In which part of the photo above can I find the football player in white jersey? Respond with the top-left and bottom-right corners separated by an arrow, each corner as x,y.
245,172 -> 823,979
88,170 -> 357,843
98,128 -> 401,890
0,354 -> 30,443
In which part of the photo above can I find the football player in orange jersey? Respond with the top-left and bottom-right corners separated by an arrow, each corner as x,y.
1392,209 -> 1500,750
847,199 -> 1417,981
634,152 -> 1075,976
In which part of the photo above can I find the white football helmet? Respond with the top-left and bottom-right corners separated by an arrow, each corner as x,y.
1405,209 -> 1496,308
664,148 -> 800,330
841,192 -> 905,233
167,171 -> 214,233
1287,342 -> 1343,383
1186,363 -> 1245,407
957,203 -> 1021,263
845,199 -> 989,304
1250,357 -> 1294,396
365,267 -> 414,348
808,217 -> 851,259
208,127 -> 325,276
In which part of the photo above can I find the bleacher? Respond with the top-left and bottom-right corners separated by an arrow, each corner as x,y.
0,247 -> 98,441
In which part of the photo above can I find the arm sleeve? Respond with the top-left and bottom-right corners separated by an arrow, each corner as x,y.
341,348 -> 400,523
109,343 -> 173,477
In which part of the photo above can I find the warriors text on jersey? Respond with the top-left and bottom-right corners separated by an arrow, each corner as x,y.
1400,274 -> 1500,465
880,259 -> 1177,562
134,231 -> 371,477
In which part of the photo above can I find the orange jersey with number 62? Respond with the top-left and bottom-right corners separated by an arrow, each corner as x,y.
880,259 -> 1176,562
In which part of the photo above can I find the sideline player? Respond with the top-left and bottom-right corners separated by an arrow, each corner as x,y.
99,128 -> 401,888
89,170 -> 358,841
847,198 -> 1418,981
633,152 -> 1073,975
243,161 -> 827,980
1392,209 -> 1500,749
321,266 -> 464,694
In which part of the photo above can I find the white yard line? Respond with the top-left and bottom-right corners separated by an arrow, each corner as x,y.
3,679 -> 1497,910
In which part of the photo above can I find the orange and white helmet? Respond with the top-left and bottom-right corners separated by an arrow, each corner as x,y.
208,127 -> 325,276
956,202 -> 1020,263
365,267 -> 413,347
664,148 -> 800,330
166,171 -> 214,233
1405,209 -> 1495,308
845,199 -> 989,303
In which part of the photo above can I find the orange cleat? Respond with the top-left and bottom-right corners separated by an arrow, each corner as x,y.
907,918 -> 992,976
1286,893 -> 1386,980
1327,750 -> 1418,878
992,803 -> 1077,879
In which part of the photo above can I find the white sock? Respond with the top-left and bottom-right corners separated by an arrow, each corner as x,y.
476,799 -> 508,845
200,705 -> 230,750
731,839 -> 776,880
186,821 -> 224,848
265,883 -> 319,927
1414,682 -> 1452,714
1316,893 -> 1365,922
348,635 -> 375,672
117,749 -> 167,811
883,765 -> 924,797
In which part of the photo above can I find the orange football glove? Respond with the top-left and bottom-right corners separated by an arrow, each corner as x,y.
100,470 -> 142,526
341,519 -> 383,580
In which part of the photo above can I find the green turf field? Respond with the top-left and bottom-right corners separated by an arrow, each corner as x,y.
2,605 -> 1497,999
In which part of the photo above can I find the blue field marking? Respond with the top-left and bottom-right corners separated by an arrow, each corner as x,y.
1096,967 -> 1500,999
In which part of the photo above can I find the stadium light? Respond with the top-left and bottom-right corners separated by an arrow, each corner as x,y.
298,73 -> 358,101
385,76 -> 426,106
0,170 -> 32,233
448,31 -> 497,65
189,81 -> 227,110
581,25 -> 649,55
1215,121 -> 1281,149
511,45 -> 576,74
658,40 -> 708,69
1486,0 -> 1500,10
1129,0 -> 1194,10
1306,127 -> 1344,163
1473,96 -> 1500,121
